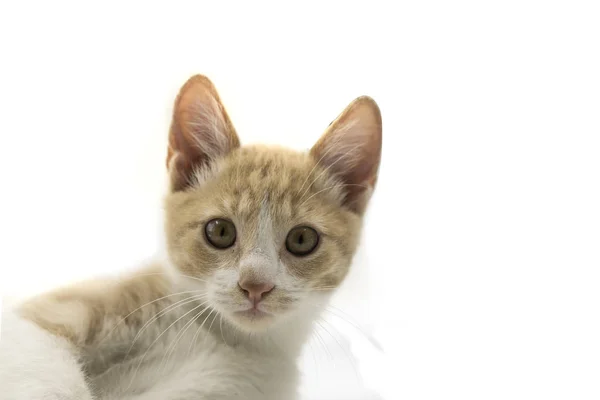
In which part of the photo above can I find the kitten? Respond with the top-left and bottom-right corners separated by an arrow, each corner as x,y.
1,75 -> 382,400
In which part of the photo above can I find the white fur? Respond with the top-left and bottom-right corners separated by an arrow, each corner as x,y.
0,308 -> 93,400
1,298 -> 383,400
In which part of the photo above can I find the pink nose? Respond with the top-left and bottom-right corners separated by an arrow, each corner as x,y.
238,280 -> 275,306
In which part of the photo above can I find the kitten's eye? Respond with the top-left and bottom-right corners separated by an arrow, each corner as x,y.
205,218 -> 236,249
286,226 -> 319,256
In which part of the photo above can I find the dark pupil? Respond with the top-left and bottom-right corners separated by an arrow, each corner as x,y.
298,233 -> 304,245
219,226 -> 226,237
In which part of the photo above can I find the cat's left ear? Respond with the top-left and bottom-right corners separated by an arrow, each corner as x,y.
310,96 -> 382,214
167,75 -> 240,192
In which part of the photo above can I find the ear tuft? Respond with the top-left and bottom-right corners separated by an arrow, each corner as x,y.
167,75 -> 240,191
310,96 -> 382,213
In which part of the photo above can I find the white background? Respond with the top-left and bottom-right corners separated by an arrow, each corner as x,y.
1,1 -> 599,399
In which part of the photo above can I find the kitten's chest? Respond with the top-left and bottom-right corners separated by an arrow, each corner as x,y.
91,329 -> 298,400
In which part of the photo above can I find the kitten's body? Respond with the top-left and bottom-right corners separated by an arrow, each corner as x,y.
0,75 -> 382,399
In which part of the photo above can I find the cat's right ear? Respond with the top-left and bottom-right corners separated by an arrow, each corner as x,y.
166,75 -> 240,192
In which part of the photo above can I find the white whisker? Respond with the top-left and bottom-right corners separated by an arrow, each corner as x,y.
97,289 -> 206,346
219,314 -> 230,347
126,301 -> 208,390
162,304 -> 211,371
317,318 -> 363,384
190,307 -> 217,353
123,294 -> 207,360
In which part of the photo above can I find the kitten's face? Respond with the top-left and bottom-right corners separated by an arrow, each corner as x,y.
165,147 -> 361,331
163,75 -> 381,333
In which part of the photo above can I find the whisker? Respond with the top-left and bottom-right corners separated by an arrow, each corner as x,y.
124,294 -> 207,359
325,308 -> 383,352
315,321 -> 336,368
219,314 -> 229,347
162,304 -> 211,372
198,307 -> 216,333
286,287 -> 338,293
312,326 -> 333,361
207,310 -> 219,335
175,273 -> 210,284
126,301 -> 208,390
110,271 -> 210,284
188,324 -> 202,356
97,289 -> 206,346
307,340 -> 319,383
301,301 -> 383,352
190,307 -> 216,353
317,317 -> 363,385
324,305 -> 382,346
201,310 -> 220,348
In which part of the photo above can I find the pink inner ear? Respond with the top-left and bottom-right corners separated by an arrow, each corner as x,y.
166,75 -> 240,191
310,96 -> 382,212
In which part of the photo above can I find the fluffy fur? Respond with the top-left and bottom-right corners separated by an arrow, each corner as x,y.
0,75 -> 382,400
0,309 -> 94,400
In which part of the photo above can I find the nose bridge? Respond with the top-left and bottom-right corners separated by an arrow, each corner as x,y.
239,252 -> 276,283
239,199 -> 278,281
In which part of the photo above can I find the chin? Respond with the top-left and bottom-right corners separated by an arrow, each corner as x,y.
227,308 -> 277,332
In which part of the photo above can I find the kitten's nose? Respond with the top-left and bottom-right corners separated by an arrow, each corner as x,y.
238,280 -> 275,306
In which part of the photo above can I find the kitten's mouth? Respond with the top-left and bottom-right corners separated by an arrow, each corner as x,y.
234,308 -> 272,319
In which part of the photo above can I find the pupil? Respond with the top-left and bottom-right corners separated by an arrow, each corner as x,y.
219,227 -> 225,237
298,233 -> 304,245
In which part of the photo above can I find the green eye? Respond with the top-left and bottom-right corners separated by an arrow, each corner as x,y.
286,226 -> 319,256
205,218 -> 236,249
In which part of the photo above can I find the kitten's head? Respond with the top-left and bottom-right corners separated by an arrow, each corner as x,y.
164,75 -> 381,333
